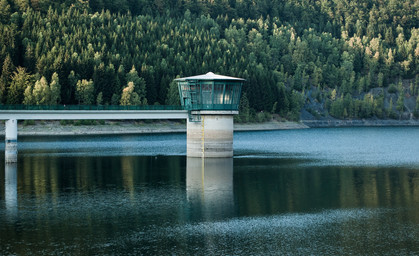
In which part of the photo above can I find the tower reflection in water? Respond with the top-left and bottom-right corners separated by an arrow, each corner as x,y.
186,157 -> 234,219
5,163 -> 17,219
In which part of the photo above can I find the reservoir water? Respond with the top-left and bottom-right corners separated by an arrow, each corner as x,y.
1,127 -> 419,255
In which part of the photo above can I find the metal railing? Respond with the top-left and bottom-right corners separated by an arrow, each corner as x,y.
0,104 -> 185,111
185,104 -> 239,111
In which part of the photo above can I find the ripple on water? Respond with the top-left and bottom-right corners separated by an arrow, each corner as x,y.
114,208 -> 419,255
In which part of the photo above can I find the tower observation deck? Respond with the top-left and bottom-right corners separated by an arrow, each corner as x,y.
175,72 -> 245,157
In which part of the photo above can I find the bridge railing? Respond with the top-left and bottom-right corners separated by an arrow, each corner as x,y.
0,104 -> 184,111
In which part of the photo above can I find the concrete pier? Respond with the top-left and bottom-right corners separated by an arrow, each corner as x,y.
187,112 -> 234,158
5,119 -> 18,163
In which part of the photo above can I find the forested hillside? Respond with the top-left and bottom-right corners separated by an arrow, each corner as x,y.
0,0 -> 418,121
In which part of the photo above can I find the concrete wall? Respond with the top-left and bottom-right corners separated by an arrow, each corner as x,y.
5,119 -> 17,163
187,114 -> 234,158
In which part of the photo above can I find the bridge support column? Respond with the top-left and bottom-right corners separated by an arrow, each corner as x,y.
5,119 -> 18,163
187,112 -> 234,158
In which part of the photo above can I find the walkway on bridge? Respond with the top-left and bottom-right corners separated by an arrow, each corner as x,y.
0,105 -> 188,120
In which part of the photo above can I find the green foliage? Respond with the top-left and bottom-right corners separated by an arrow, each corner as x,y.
75,79 -> 94,105
120,81 -> 141,106
0,54 -> 14,103
32,76 -> 50,105
0,0 -> 11,24
387,98 -> 396,119
96,92 -> 103,105
126,66 -> 147,105
165,80 -> 180,106
60,120 -> 73,125
396,93 -> 404,112
388,84 -> 397,94
74,120 -> 98,126
237,92 -> 250,123
50,72 -> 61,105
8,67 -> 32,104
23,119 -> 35,126
0,0 -> 418,120
414,95 -> 419,118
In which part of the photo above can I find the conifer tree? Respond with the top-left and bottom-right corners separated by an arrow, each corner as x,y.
397,92 -> 404,112
66,71 -> 78,104
23,84 -> 34,105
33,76 -> 50,105
0,0 -> 417,120
76,79 -> 94,105
388,97 -> 394,117
126,66 -> 147,105
0,0 -> 11,24
165,80 -> 180,105
8,67 -> 32,104
50,72 -> 60,105
96,92 -> 103,105
238,92 -> 250,123
0,54 -> 14,103
120,81 -> 140,106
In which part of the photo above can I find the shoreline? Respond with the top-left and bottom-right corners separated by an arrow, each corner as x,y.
0,120 -> 308,136
0,119 -> 418,136
302,119 -> 419,128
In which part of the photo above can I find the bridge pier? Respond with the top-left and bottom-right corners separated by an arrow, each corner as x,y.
187,112 -> 234,158
5,119 -> 18,163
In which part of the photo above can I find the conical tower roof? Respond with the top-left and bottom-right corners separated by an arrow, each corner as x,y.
175,72 -> 245,81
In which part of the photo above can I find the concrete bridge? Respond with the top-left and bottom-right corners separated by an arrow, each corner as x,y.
0,105 -> 236,162
2,72 -> 244,162
0,108 -> 188,120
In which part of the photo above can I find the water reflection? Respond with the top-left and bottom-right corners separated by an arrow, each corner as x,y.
1,154 -> 419,255
186,157 -> 234,219
5,163 -> 17,219
234,158 -> 419,218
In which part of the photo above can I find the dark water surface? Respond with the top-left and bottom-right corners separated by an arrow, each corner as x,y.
1,127 -> 419,255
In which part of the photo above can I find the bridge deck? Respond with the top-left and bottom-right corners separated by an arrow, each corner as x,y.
0,105 -> 188,120
0,110 -> 188,120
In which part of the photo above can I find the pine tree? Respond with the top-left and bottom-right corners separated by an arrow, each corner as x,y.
238,92 -> 250,123
66,71 -> 78,104
33,76 -> 50,105
126,65 -> 147,102
49,72 -> 60,105
76,79 -> 94,105
388,97 -> 394,117
96,92 -> 103,105
165,80 -> 180,105
396,92 -> 404,112
7,67 -> 32,104
377,72 -> 384,87
415,95 -> 419,115
0,0 -> 11,24
0,54 -> 15,103
23,84 -> 35,105
120,81 -> 140,106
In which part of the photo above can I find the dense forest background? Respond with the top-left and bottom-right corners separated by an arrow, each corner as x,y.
0,0 -> 418,121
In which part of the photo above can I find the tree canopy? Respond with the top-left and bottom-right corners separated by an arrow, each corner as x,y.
0,0 -> 418,120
